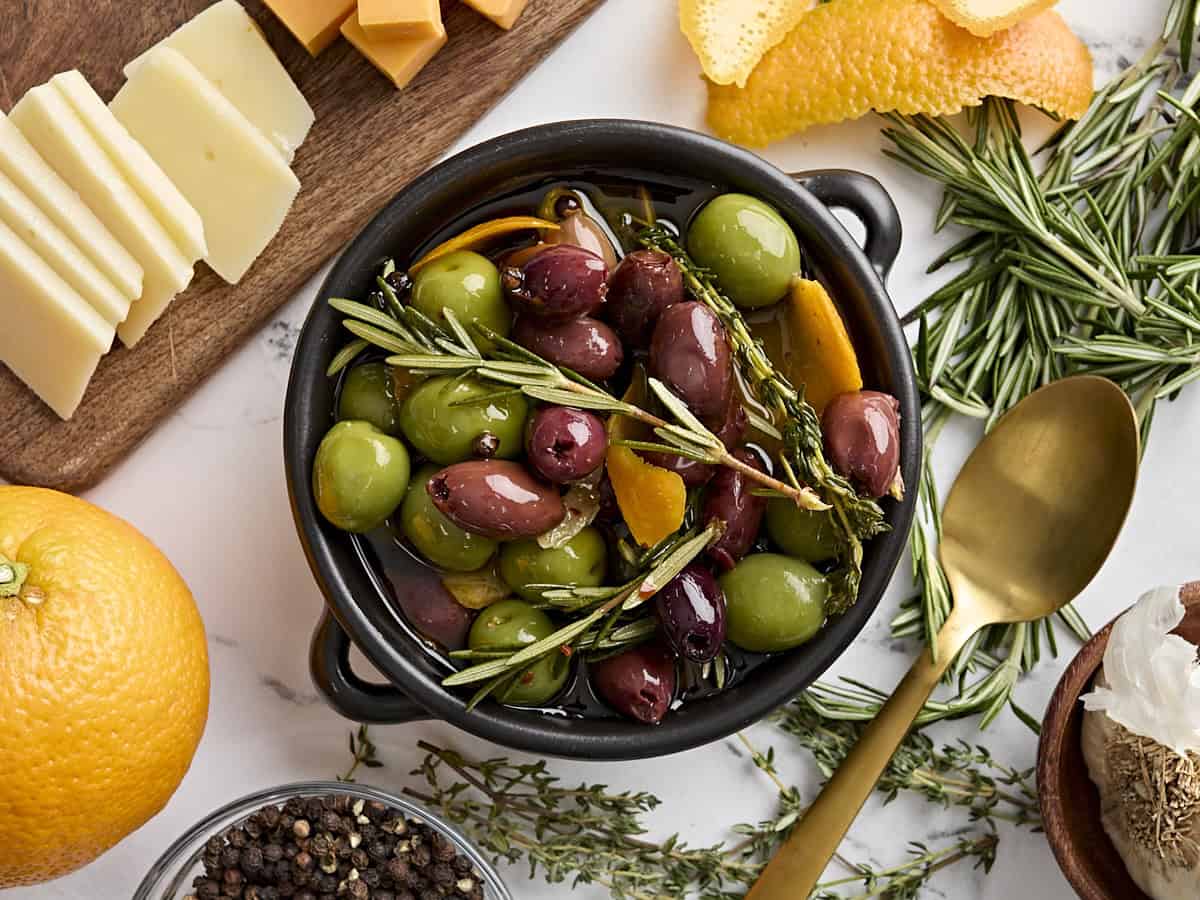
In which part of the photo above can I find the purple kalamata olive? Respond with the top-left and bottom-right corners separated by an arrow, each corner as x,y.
604,250 -> 684,347
648,302 -> 732,420
546,210 -> 619,271
393,570 -> 473,650
710,388 -> 748,450
640,390 -> 746,485
640,449 -> 714,487
512,315 -> 624,381
654,563 -> 727,663
525,407 -> 608,484
822,390 -> 902,499
590,642 -> 677,725
428,460 -> 565,539
703,448 -> 768,572
504,244 -> 608,321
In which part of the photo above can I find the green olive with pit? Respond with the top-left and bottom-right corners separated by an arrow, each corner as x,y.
398,464 -> 498,571
498,527 -> 607,602
338,362 -> 403,435
468,598 -> 570,706
719,553 -> 828,652
411,250 -> 511,346
765,500 -> 841,562
313,420 -> 411,533
687,194 -> 801,309
399,374 -> 528,465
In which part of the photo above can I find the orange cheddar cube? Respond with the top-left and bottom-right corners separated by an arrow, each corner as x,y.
263,0 -> 356,56
341,14 -> 448,89
358,0 -> 443,41
462,0 -> 530,30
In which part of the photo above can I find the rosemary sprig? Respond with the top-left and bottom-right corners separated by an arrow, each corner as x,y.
638,228 -> 887,613
849,0 -> 1200,729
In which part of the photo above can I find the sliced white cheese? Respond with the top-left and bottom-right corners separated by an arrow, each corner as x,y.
51,69 -> 208,262
125,0 -> 315,163
0,112 -> 142,304
0,167 -> 130,326
111,47 -> 301,286
0,217 -> 112,419
10,83 -> 198,347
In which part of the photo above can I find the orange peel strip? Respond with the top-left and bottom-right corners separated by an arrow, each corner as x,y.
930,0 -> 1058,37
411,216 -> 559,272
679,0 -> 814,88
707,0 -> 1093,148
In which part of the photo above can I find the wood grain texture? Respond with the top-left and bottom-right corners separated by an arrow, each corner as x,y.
1038,581 -> 1200,900
0,0 -> 601,492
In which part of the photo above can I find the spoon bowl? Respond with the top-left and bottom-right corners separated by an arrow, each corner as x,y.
941,375 -> 1141,629
746,375 -> 1141,900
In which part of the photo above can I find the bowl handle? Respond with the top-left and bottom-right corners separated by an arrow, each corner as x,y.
791,170 -> 903,279
310,610 -> 432,724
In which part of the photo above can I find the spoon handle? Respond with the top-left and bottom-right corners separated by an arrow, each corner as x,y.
745,619 -> 976,900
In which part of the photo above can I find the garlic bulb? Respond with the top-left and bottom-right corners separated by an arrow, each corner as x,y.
1081,586 -> 1200,900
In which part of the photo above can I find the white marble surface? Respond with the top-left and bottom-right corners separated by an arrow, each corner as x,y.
10,1 -> 1199,897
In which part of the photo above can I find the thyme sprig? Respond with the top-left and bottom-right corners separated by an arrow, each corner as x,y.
637,228 -> 888,614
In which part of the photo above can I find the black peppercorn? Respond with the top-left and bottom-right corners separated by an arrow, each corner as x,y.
242,846 -> 264,871
221,847 -> 241,868
294,850 -> 314,872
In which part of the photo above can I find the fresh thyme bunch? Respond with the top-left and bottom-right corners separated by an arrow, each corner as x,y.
811,0 -> 1200,728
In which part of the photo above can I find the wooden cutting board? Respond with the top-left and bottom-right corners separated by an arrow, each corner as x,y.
0,0 -> 602,492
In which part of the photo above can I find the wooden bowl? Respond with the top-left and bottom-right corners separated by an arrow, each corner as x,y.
1038,581 -> 1200,900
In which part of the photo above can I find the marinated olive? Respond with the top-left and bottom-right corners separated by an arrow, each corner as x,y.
703,449 -> 767,572
410,250 -> 511,342
711,388 -> 749,450
765,500 -> 840,562
498,527 -> 607,601
654,563 -> 726,663
468,598 -> 569,706
525,406 -> 608,484
604,250 -> 683,347
648,301 -> 732,420
546,209 -> 619,270
639,449 -> 714,487
590,642 -> 677,724
719,553 -> 829,653
399,374 -> 528,465
428,460 -> 566,539
822,390 -> 902,499
398,464 -> 498,571
687,194 -> 801,309
313,421 -> 411,533
512,315 -> 624,381
505,244 -> 608,321
395,572 -> 474,649
338,362 -> 402,435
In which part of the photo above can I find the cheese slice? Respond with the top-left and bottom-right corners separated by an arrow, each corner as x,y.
0,112 -> 142,304
263,0 -> 356,56
0,168 -> 130,326
358,0 -> 442,40
111,47 -> 301,286
340,14 -> 447,89
10,84 -> 197,348
0,218 -> 112,419
125,0 -> 315,163
51,70 -> 208,262
463,0 -> 530,30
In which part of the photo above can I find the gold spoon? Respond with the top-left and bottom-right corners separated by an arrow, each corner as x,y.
746,375 -> 1140,900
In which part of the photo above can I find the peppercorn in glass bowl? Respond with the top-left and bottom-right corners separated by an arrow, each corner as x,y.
134,781 -> 512,900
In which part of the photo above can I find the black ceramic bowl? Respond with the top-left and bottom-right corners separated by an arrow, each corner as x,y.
284,119 -> 920,760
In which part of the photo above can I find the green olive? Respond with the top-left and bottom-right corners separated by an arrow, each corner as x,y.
687,194 -> 801,309
399,374 -> 528,465
411,250 -> 511,346
313,420 -> 411,533
719,553 -> 828,652
338,362 -> 402,435
468,598 -> 570,706
498,528 -> 607,602
398,464 -> 497,571
765,500 -> 841,562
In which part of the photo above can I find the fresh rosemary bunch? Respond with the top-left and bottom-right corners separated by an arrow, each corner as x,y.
638,227 -> 888,613
804,0 -> 1200,729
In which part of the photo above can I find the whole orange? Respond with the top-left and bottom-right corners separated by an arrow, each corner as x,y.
0,487 -> 210,887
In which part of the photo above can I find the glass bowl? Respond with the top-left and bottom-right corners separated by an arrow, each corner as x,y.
135,780 -> 513,900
